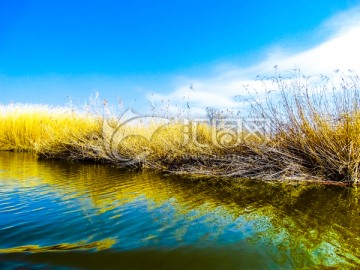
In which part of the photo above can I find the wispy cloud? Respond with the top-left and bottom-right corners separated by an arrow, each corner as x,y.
2,6 -> 360,115
151,6 -> 360,115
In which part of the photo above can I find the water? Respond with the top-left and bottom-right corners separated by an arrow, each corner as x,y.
0,152 -> 359,269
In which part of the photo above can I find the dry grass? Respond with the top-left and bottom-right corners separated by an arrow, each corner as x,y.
0,104 -> 102,154
0,104 -> 217,167
260,70 -> 360,183
1,71 -> 360,183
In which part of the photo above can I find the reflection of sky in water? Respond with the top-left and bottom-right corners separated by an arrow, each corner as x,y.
0,181 -> 260,251
1,152 -> 360,269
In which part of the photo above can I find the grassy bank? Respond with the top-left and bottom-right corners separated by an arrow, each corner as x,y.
1,71 -> 360,184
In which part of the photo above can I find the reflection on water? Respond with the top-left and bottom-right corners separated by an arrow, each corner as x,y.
0,152 -> 360,269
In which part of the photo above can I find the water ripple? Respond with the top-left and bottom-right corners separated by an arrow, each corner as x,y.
1,152 -> 360,269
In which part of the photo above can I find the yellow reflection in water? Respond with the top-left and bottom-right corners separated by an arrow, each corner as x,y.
1,152 -> 360,268
0,239 -> 116,253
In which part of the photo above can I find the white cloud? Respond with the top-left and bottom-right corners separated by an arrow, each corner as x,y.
151,6 -> 360,115
3,6 -> 360,116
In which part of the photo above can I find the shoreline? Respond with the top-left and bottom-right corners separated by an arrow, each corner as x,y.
2,72 -> 360,184
0,149 -> 358,187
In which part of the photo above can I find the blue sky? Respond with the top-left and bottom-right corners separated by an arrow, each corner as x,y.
1,0 -> 360,113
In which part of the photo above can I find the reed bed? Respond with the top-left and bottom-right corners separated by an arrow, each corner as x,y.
1,71 -> 360,184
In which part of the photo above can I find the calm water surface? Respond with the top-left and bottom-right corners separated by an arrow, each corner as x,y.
0,152 -> 360,269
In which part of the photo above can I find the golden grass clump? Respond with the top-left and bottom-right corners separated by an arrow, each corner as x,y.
1,70 -> 360,183
257,70 -> 360,183
0,104 -> 219,167
0,104 -> 102,154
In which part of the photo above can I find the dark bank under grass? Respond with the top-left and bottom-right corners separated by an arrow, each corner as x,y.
1,71 -> 360,185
